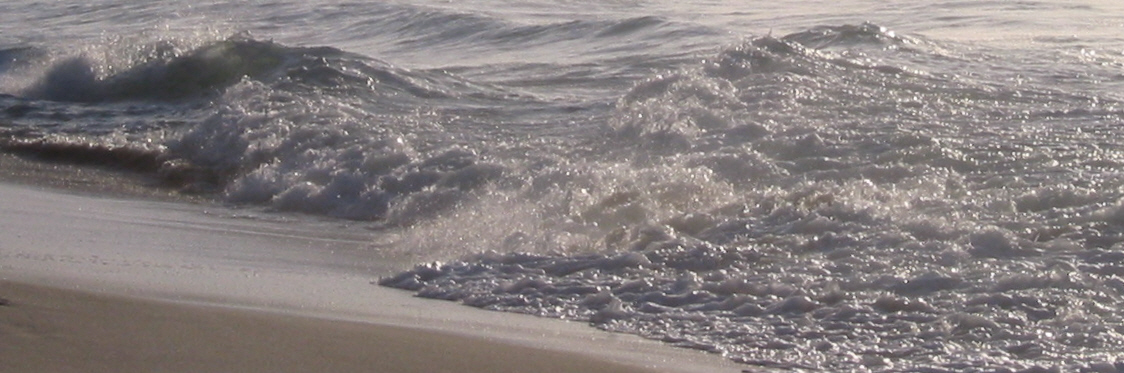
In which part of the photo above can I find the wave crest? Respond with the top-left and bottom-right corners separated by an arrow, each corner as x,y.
784,22 -> 919,49
22,37 -> 290,102
15,35 -> 474,104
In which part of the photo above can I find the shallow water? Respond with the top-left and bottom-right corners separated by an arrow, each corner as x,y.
3,1 -> 1124,371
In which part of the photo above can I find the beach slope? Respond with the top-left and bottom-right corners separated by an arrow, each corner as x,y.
0,280 -> 655,373
0,181 -> 743,373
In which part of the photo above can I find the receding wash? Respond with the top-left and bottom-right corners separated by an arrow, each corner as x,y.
3,1 -> 1124,371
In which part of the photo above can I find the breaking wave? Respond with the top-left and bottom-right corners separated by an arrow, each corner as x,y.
14,36 -> 475,103
380,24 -> 1124,372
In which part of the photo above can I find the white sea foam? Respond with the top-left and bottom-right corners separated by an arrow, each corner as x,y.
380,25 -> 1124,372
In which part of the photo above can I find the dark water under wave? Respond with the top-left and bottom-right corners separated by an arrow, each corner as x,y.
4,1 -> 1124,371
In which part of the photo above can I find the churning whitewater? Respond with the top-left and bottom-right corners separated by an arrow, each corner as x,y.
4,0 -> 1124,371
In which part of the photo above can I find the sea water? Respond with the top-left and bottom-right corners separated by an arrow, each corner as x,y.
3,1 -> 1124,371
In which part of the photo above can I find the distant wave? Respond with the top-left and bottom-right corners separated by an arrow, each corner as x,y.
15,35 -> 495,104
322,2 -> 719,69
343,4 -> 705,50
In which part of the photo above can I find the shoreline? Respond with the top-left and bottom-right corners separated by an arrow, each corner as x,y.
0,152 -> 207,203
0,180 -> 747,373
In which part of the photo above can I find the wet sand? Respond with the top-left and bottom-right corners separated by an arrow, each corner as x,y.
0,280 -> 658,373
0,179 -> 747,373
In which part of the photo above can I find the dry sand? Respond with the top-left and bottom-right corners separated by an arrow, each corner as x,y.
0,280 -> 656,373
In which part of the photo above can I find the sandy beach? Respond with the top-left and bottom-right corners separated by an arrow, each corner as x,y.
0,176 -> 744,373
0,280 -> 659,373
